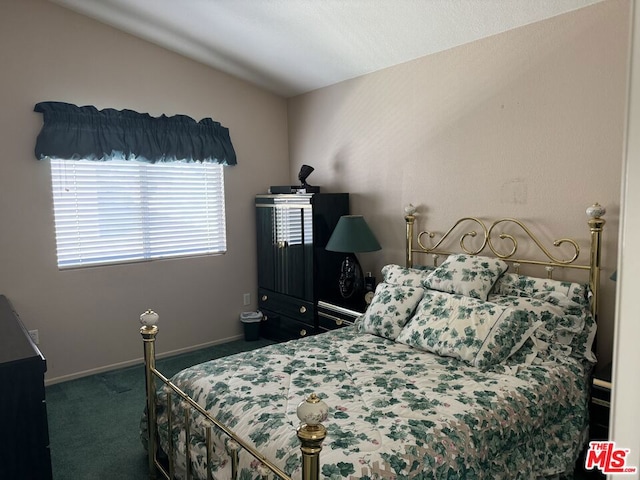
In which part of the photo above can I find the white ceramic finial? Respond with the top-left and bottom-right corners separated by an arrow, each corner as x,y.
226,439 -> 240,453
257,464 -> 270,477
586,203 -> 606,218
404,204 -> 417,215
139,309 -> 159,327
296,393 -> 328,426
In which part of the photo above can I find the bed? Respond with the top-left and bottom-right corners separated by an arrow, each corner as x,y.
139,203 -> 606,480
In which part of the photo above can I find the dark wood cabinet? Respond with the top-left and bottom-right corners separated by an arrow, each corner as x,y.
590,362 -> 612,441
575,362 -> 612,479
256,193 -> 349,341
0,295 -> 52,480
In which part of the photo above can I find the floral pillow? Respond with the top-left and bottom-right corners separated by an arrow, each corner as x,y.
358,282 -> 424,340
491,273 -> 591,309
422,254 -> 509,301
489,292 -> 597,364
395,291 -> 540,368
381,264 -> 433,287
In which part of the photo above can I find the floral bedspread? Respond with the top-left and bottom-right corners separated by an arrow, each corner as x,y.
149,326 -> 590,480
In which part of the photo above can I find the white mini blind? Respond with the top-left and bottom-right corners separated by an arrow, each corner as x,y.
50,159 -> 227,268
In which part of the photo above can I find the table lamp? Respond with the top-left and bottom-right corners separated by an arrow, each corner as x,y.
326,215 -> 381,299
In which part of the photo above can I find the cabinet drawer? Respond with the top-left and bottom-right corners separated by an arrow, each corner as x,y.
592,384 -> 611,404
260,309 -> 315,342
590,384 -> 611,440
590,401 -> 610,429
258,289 -> 314,327
318,312 -> 350,331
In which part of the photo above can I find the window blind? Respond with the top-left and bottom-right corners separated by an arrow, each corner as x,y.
50,159 -> 227,268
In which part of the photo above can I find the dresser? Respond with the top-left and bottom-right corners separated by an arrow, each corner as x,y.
255,193 -> 349,341
0,295 -> 52,480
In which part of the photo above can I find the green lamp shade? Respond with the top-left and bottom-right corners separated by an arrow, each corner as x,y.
326,215 -> 381,253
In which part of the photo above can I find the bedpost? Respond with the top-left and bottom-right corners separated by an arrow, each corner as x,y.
405,204 -> 417,267
140,309 -> 160,480
297,393 -> 328,480
586,204 -> 606,319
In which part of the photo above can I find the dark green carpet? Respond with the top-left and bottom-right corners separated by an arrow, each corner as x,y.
46,338 -> 274,480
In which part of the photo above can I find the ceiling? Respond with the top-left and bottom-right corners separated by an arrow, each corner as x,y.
50,0 -> 604,98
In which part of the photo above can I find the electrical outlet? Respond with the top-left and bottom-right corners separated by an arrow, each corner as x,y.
28,329 -> 39,345
243,293 -> 251,306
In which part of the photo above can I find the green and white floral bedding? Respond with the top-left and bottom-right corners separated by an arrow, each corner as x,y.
146,260 -> 596,480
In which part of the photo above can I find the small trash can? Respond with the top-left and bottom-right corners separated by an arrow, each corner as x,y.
240,311 -> 263,341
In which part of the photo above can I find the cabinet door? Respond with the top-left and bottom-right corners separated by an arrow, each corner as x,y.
260,308 -> 316,342
256,199 -> 314,300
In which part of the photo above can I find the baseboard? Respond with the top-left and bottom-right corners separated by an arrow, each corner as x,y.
44,334 -> 244,386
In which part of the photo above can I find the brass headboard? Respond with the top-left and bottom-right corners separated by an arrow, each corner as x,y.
404,203 -> 606,319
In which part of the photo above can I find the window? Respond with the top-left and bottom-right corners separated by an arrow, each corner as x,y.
49,159 -> 227,268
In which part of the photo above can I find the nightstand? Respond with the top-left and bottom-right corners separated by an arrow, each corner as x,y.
576,362 -> 612,479
317,301 -> 364,332
590,362 -> 612,441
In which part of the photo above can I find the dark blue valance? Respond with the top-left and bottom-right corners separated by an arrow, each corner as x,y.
34,101 -> 237,165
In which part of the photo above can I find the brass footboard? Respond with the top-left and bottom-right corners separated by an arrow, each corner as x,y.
140,310 -> 326,480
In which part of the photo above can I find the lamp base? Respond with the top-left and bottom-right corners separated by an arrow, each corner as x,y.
338,254 -> 364,299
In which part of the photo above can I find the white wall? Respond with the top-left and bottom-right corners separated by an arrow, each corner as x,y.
288,0 -> 630,365
610,0 -> 640,475
0,0 -> 289,382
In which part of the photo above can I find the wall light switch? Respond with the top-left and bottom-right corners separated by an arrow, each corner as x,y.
243,293 -> 251,306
